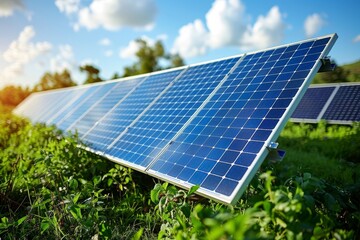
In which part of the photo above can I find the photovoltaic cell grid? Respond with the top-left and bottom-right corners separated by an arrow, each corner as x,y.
106,58 -> 240,169
48,85 -> 102,129
74,76 -> 146,144
322,84 -> 360,122
291,86 -> 336,121
58,82 -> 118,132
12,93 -> 45,119
13,34 -> 337,204
40,88 -> 88,124
148,35 -> 336,203
14,90 -> 71,122
83,69 -> 184,154
291,83 -> 360,124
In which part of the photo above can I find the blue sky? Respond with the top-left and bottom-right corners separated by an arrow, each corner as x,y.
0,0 -> 359,89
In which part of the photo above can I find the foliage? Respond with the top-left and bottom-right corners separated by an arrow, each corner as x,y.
342,60 -> 360,82
0,114 -> 359,239
279,121 -> 360,164
80,64 -> 103,84
149,172 -> 358,239
123,39 -> 185,77
0,85 -> 30,110
33,69 -> 77,92
313,60 -> 360,83
111,72 -> 121,80
0,114 -> 155,239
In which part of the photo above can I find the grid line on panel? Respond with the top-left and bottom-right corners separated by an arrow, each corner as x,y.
105,68 -> 188,150
13,93 -> 43,120
42,88 -> 88,124
291,86 -> 336,121
72,76 -> 147,150
148,35 -> 335,203
322,85 -> 360,122
105,57 -> 241,169
47,85 -> 102,128
81,71 -> 184,153
12,93 -> 37,116
316,85 -> 339,121
146,55 -> 246,171
29,90 -> 73,123
60,82 -> 119,132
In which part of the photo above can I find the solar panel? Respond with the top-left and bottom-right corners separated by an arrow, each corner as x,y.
291,86 -> 336,123
13,34 -> 337,204
40,88 -> 89,124
291,82 -> 360,124
322,84 -> 360,123
105,58 -> 240,170
147,35 -> 337,204
82,69 -> 184,153
57,82 -> 119,131
13,89 -> 72,122
47,85 -> 102,128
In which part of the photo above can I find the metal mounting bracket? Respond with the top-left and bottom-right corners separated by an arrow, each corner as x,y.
318,57 -> 336,72
266,142 -> 286,163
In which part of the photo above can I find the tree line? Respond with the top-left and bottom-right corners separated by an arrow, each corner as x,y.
0,39 -> 184,110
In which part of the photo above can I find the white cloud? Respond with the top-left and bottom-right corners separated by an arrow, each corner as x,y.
50,45 -> 77,73
120,40 -> 141,59
120,35 -> 167,59
242,6 -> 285,50
172,0 -> 286,58
172,20 -> 209,58
1,26 -> 52,82
353,35 -> 360,43
206,0 -> 246,48
104,50 -> 113,57
0,0 -> 24,17
76,0 -> 157,31
99,38 -> 111,46
304,13 -> 325,37
55,0 -> 80,15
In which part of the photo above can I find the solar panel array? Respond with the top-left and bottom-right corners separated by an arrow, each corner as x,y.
13,34 -> 337,204
291,82 -> 360,124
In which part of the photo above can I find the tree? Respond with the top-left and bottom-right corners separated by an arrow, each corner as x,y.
313,62 -> 350,84
0,85 -> 31,108
169,53 -> 185,68
123,39 -> 185,77
80,65 -> 103,84
111,72 -> 121,80
33,69 -> 76,92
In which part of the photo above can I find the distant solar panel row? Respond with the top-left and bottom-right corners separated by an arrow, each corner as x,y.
291,82 -> 360,124
13,34 -> 337,204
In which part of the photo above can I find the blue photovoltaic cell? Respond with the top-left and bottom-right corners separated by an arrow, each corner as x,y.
149,36 -> 333,200
70,77 -> 145,144
291,86 -> 335,120
39,88 -> 88,124
83,70 -> 182,152
47,85 -> 102,129
13,34 -> 337,204
12,93 -> 47,121
322,85 -> 360,122
106,58 -> 240,168
18,90 -> 74,123
58,82 -> 118,132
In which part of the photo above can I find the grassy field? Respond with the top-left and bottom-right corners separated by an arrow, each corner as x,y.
0,112 -> 359,239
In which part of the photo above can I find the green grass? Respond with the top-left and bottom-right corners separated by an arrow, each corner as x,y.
342,60 -> 360,82
0,113 -> 359,239
276,121 -> 360,185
